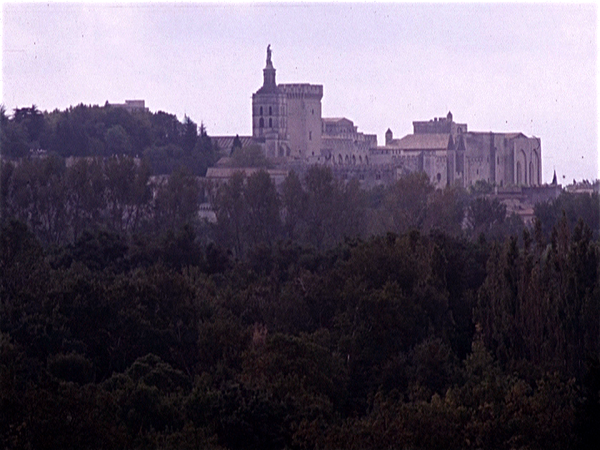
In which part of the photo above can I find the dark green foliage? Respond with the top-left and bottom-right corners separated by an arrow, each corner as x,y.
1,103 -> 218,176
1,212 -> 597,449
535,191 -> 600,240
230,144 -> 272,168
2,106 -> 598,448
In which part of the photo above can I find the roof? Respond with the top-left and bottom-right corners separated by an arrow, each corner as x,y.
391,133 -> 451,151
212,136 -> 255,152
205,167 -> 289,179
322,117 -> 354,126
255,84 -> 279,95
467,131 -> 529,139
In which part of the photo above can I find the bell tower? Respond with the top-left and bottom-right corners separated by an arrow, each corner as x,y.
252,45 -> 289,158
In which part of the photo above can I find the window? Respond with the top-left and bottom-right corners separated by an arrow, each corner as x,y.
269,106 -> 272,115
260,106 -> 263,116
259,117 -> 264,128
309,131 -> 312,140
269,118 -> 272,128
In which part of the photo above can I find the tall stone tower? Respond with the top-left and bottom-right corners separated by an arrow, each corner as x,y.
252,45 -> 289,158
252,46 -> 323,160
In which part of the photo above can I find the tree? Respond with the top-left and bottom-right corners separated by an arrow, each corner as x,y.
153,166 -> 201,232
104,156 -> 151,232
303,165 -> 339,249
104,124 -> 132,156
243,170 -> 281,248
378,171 -> 434,234
424,185 -> 467,236
281,171 -> 307,242
231,144 -> 271,168
65,157 -> 106,240
213,171 -> 248,256
467,196 -> 506,235
12,105 -> 45,147
182,115 -> 198,154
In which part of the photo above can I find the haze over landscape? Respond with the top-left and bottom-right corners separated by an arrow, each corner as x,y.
2,1 -> 597,183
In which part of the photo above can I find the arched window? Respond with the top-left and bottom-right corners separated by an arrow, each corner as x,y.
269,118 -> 272,128
436,173 -> 441,182
531,150 -> 540,186
269,106 -> 272,115
259,106 -> 263,116
529,162 -> 534,186
259,117 -> 264,128
517,149 -> 527,185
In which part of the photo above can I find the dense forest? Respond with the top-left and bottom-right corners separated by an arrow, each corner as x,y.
0,104 -> 218,176
1,104 -> 599,449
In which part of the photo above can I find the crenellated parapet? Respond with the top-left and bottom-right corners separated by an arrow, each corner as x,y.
279,84 -> 323,100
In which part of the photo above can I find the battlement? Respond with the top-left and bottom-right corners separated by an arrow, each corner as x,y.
108,99 -> 148,113
279,84 -> 323,99
413,112 -> 467,135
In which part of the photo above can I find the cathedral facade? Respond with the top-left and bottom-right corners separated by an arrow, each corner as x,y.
247,46 -> 542,188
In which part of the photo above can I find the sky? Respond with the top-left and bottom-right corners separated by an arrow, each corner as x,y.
2,1 -> 598,183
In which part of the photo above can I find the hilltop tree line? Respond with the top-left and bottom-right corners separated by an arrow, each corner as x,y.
2,103 -> 600,449
1,161 -> 599,450
2,152 -> 598,250
0,104 -> 218,175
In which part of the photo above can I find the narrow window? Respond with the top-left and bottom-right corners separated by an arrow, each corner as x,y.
269,118 -> 272,128
269,106 -> 272,115
309,131 -> 312,140
260,106 -> 263,116
259,117 -> 264,128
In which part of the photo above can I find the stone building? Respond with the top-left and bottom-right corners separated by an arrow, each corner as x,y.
252,45 -> 323,160
108,100 -> 149,113
243,47 -> 542,189
376,112 -> 542,188
319,118 -> 377,166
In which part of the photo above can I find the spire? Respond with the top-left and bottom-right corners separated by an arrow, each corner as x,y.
261,44 -> 277,92
552,169 -> 557,185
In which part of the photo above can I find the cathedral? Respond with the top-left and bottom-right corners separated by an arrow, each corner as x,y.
218,46 -> 542,189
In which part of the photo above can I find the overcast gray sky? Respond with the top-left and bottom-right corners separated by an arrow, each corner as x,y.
2,1 -> 597,183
